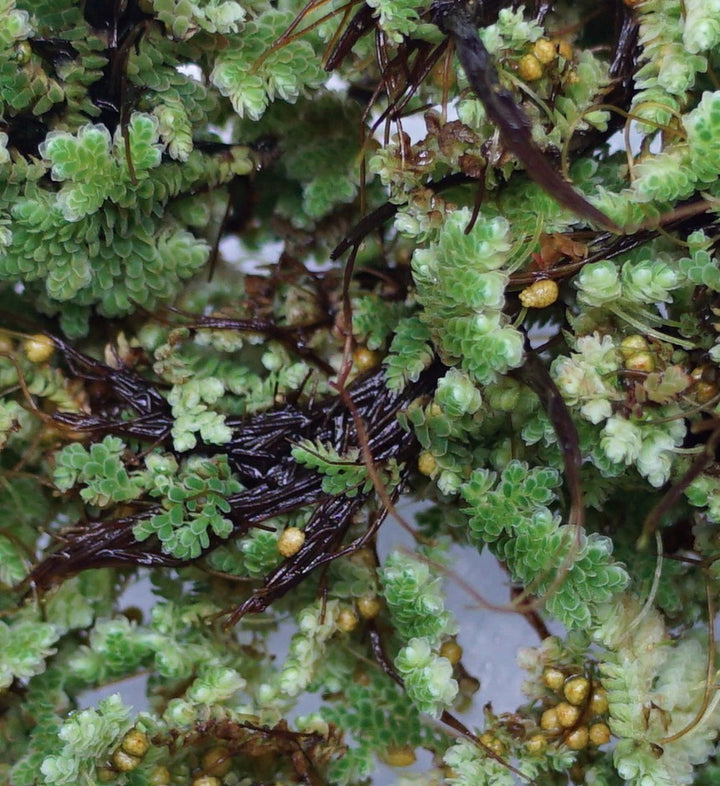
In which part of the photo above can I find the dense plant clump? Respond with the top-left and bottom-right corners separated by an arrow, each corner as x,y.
3,0 -> 720,783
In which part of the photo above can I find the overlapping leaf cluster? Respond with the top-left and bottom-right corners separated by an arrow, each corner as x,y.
462,460 -> 629,629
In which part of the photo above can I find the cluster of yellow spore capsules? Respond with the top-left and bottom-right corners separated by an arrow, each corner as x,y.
517,37 -> 575,83
526,668 -> 611,754
102,727 -> 234,785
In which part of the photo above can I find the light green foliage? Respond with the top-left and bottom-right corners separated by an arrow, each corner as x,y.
679,230 -> 720,290
211,9 -> 325,120
54,440 -> 246,560
553,49 -> 611,135
599,410 -> 686,487
0,618 -> 60,690
594,597 -> 720,785
589,185 -> 664,233
46,572 -> 117,634
384,315 -> 435,392
259,599 -> 341,704
149,326 -> 318,415
380,551 -> 456,644
68,615 -> 154,683
575,260 -> 623,308
133,454 -> 242,560
0,348 -> 78,412
168,376 -> 233,451
366,0 -> 426,43
444,738 -> 516,786
129,27 -> 220,154
0,533 -> 26,585
434,368 -> 482,419
53,435 -> 149,507
352,294 -> 407,351
185,662 -> 246,704
291,439 -> 371,496
151,0 -> 246,39
60,594 -> 250,700
552,332 -> 619,424
0,2 -> 32,47
3,147 -> 250,330
621,255 -> 682,304
327,548 -> 379,598
0,2 -> 63,118
412,209 -> 524,385
0,3 -> 255,331
0,397 -> 24,449
479,7 -> 543,55
631,0 -> 708,132
573,250 -> 691,351
209,526 -> 282,577
684,90 -> 720,183
154,100 -> 193,161
398,395 -> 482,494
688,474 -> 720,522
629,88 -> 720,204
394,637 -> 458,718
631,146 -> 694,203
40,694 -> 132,785
462,460 -> 562,543
599,420 -> 644,469
39,115 -> 163,221
149,600 -> 234,681
683,0 -> 720,54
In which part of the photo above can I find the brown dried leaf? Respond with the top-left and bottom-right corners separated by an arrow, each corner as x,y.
644,365 -> 691,404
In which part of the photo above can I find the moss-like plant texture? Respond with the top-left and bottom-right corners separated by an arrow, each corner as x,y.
3,0 -> 720,783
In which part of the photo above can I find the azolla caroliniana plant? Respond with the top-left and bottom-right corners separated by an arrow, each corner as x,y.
3,0 -> 720,784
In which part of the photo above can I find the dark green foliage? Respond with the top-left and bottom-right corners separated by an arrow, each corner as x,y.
133,455 -> 243,560
321,668 -> 446,784
462,461 -> 629,628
